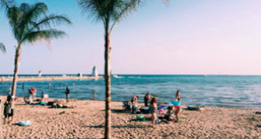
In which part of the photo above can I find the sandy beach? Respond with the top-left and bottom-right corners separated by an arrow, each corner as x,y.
0,96 -> 260,139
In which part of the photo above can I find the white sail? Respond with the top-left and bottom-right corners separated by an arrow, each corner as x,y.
92,66 -> 98,76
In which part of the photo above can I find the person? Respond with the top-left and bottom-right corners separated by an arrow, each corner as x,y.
31,87 -> 37,98
144,92 -> 150,106
65,86 -> 70,102
131,96 -> 139,105
149,97 -> 158,127
3,101 -> 11,124
174,90 -> 182,122
164,106 -> 174,122
9,101 -> 14,124
22,83 -> 25,89
41,91 -> 44,99
28,89 -> 34,104
131,96 -> 139,114
7,87 -> 12,102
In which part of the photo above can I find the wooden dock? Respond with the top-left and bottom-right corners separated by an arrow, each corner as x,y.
0,76 -> 103,82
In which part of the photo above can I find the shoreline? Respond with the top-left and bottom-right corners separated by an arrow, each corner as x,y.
0,76 -> 103,82
1,96 -> 261,138
2,95 -> 261,110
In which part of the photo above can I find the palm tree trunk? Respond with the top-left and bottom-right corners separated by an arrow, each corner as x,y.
11,43 -> 21,107
104,25 -> 111,138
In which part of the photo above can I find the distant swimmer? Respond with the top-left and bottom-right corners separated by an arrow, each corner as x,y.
65,86 -> 70,102
22,83 -> 25,89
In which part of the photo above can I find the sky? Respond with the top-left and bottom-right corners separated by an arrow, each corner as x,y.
0,0 -> 260,75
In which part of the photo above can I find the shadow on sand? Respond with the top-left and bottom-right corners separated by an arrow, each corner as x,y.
84,124 -> 150,129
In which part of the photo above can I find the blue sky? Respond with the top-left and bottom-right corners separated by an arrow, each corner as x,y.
0,0 -> 260,75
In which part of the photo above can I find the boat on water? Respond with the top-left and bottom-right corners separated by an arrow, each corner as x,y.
113,75 -> 119,78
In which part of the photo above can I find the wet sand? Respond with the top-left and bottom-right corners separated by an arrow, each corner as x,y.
1,96 -> 261,139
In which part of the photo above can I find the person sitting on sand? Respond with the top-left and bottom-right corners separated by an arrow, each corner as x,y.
131,96 -> 139,113
28,89 -> 33,104
165,106 -> 174,121
174,90 -> 182,122
65,86 -> 70,102
144,92 -> 150,106
149,97 -> 158,127
131,96 -> 139,105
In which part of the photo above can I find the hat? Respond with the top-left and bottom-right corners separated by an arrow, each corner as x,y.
31,87 -> 36,93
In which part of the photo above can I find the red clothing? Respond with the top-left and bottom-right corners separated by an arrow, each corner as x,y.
132,97 -> 137,102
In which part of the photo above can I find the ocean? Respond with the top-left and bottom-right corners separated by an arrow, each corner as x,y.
0,74 -> 260,108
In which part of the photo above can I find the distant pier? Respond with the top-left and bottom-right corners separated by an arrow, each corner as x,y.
0,76 -> 103,82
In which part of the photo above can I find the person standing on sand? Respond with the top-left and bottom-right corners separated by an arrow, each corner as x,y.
144,92 -> 150,106
65,86 -> 70,102
174,90 -> 182,122
150,97 -> 158,127
3,101 -> 11,124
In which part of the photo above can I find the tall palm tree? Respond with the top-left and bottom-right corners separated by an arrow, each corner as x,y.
78,0 -> 167,138
4,2 -> 71,109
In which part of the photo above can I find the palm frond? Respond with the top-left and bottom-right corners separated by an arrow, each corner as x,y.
0,0 -> 14,10
110,0 -> 141,32
78,0 -> 108,24
24,29 -> 67,43
0,43 -> 6,53
6,2 -> 71,45
7,6 -> 22,41
18,3 -> 48,40
29,14 -> 72,31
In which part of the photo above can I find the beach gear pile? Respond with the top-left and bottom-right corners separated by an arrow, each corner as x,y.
187,105 -> 204,111
18,120 -> 32,126
136,115 -> 145,121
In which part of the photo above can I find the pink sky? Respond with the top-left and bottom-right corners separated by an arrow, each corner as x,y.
0,0 -> 260,75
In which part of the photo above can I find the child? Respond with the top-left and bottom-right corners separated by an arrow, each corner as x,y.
164,106 -> 174,122
3,101 -> 11,124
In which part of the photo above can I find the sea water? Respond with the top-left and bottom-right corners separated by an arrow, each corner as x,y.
0,75 -> 260,108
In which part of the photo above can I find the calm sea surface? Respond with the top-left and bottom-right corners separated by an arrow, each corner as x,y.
0,75 -> 260,108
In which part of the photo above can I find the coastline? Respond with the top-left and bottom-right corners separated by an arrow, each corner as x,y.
0,76 -> 103,82
1,96 -> 260,138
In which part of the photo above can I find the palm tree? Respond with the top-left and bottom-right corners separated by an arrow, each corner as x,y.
78,0 -> 167,138
0,43 -> 6,53
4,2 -> 71,109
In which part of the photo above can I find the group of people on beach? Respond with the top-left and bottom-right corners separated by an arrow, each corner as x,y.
130,90 -> 182,127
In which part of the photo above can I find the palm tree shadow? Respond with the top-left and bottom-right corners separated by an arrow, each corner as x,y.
84,124 -> 150,129
111,109 -> 129,113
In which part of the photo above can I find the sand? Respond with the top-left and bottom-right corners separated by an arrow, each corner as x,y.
1,96 -> 261,139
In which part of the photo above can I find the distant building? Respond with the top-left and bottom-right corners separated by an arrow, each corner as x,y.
92,66 -> 98,77
77,73 -> 82,77
38,70 -> 42,77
